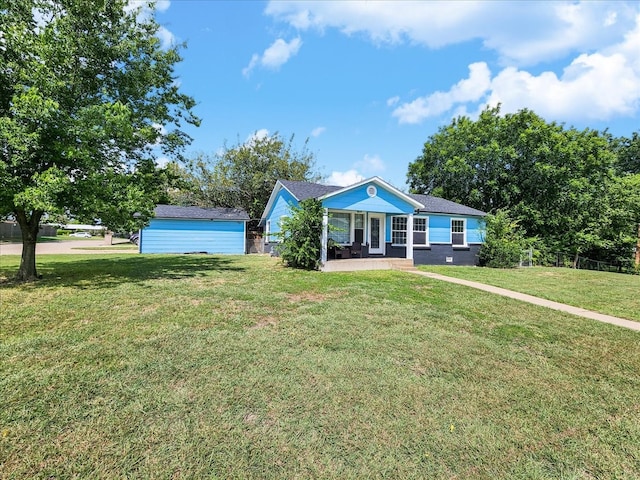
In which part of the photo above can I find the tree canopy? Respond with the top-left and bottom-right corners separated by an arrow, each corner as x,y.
0,0 -> 199,280
407,106 -> 640,265
176,133 -> 321,224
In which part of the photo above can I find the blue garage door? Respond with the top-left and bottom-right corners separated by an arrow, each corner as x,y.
140,218 -> 246,254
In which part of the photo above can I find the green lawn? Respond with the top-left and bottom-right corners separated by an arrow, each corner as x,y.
1,255 -> 639,479
419,265 -> 640,322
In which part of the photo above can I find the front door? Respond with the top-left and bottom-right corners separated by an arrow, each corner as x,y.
368,214 -> 385,255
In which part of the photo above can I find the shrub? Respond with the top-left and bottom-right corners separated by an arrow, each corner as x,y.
278,199 -> 324,270
479,210 -> 529,268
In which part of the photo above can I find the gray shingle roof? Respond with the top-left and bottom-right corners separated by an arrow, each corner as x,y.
408,194 -> 486,216
277,180 -> 485,217
279,180 -> 341,201
154,205 -> 249,221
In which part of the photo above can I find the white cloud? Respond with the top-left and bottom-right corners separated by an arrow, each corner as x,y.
484,52 -> 639,121
156,156 -> 170,167
326,169 -> 364,186
355,154 -> 385,173
311,126 -> 326,137
155,0 -> 171,12
243,37 -> 302,76
386,96 -> 399,107
156,26 -> 176,49
242,55 -> 260,77
392,62 -> 491,124
391,13 -> 640,124
265,1 -> 637,66
604,11 -> 618,27
245,129 -> 270,144
263,37 -> 302,68
126,1 -> 175,49
152,122 -> 167,135
324,154 -> 384,187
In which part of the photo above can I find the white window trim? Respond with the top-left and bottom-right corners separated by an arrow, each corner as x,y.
328,210 -> 352,245
451,218 -> 467,247
352,213 -> 365,245
391,215 -> 430,247
391,215 -> 408,246
413,216 -> 429,247
265,220 -> 271,244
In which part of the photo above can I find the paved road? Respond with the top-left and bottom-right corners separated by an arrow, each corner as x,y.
0,239 -> 137,255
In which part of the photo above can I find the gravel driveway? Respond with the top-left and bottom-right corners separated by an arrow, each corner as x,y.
0,239 -> 137,255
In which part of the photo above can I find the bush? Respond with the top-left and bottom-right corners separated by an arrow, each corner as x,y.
278,199 -> 324,270
479,210 -> 529,268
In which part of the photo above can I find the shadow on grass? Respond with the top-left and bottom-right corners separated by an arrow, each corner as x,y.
1,254 -> 246,289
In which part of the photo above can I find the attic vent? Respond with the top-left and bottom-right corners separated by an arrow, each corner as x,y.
367,185 -> 377,197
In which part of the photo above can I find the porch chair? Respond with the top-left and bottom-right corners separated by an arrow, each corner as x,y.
350,241 -> 363,258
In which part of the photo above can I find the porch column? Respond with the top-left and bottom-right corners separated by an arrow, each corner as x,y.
406,213 -> 414,260
321,208 -> 329,265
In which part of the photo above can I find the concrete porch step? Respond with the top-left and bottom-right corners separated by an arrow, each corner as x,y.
321,258 -> 414,272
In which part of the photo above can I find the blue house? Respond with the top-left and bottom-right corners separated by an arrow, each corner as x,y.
260,177 -> 486,266
139,205 -> 249,254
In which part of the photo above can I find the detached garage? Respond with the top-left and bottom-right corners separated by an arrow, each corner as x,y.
139,205 -> 249,254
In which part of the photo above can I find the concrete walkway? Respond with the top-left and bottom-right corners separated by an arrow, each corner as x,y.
410,270 -> 640,332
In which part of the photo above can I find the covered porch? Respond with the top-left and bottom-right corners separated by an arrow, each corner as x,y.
320,208 -> 418,266
317,178 -> 424,268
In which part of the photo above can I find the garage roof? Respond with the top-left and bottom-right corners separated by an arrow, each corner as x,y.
154,205 -> 249,221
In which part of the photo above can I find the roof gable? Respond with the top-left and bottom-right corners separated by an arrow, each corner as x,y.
318,177 -> 424,209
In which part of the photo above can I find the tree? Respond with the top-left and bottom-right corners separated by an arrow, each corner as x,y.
277,198 -> 324,270
0,0 -> 198,281
611,131 -> 640,175
407,106 -> 621,262
180,133 -> 321,225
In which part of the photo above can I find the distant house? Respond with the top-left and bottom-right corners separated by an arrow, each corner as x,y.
139,205 -> 249,254
260,177 -> 486,266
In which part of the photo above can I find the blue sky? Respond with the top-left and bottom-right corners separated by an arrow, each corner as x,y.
149,1 -> 640,189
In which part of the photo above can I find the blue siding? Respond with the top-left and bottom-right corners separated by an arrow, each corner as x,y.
382,213 -> 484,245
467,217 -> 484,243
322,182 -> 415,214
265,188 -> 299,239
429,215 -> 451,243
140,218 -> 245,254
428,215 -> 484,244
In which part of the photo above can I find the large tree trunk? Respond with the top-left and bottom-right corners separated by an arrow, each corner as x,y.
15,209 -> 43,282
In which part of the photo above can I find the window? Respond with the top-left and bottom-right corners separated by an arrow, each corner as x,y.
392,216 -> 429,246
391,216 -> 407,245
413,217 -> 428,246
329,212 -> 351,244
265,220 -> 271,243
354,213 -> 364,244
451,219 -> 466,246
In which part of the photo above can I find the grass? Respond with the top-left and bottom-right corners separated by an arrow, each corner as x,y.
419,265 -> 640,322
1,254 -> 639,479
